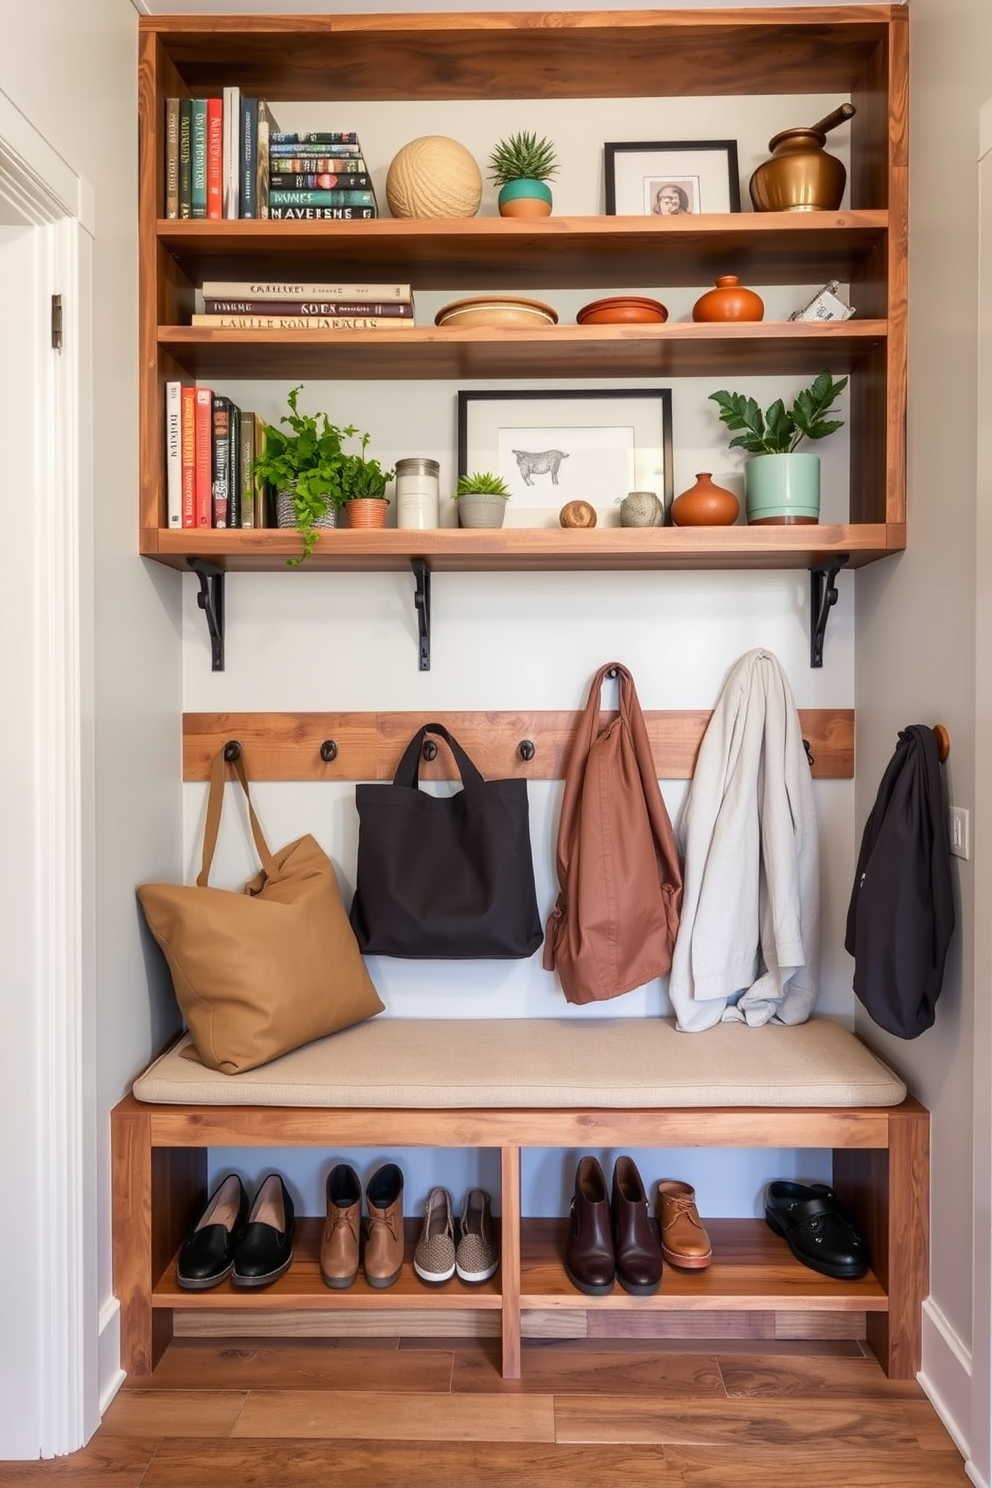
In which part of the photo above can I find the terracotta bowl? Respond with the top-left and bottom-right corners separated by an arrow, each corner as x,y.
576,296 -> 669,325
435,295 -> 558,329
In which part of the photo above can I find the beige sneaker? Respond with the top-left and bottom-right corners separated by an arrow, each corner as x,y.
456,1188 -> 499,1283
414,1186 -> 456,1284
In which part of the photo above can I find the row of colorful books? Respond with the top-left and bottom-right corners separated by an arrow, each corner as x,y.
191,278 -> 416,331
164,104 -> 379,220
165,382 -> 274,528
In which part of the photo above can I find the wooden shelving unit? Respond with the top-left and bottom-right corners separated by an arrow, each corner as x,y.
138,5 -> 908,575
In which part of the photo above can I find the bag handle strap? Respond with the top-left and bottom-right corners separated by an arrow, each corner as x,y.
197,747 -> 277,887
554,662 -> 627,885
393,722 -> 486,789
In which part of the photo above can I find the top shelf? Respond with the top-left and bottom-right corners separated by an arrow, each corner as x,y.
142,7 -> 899,100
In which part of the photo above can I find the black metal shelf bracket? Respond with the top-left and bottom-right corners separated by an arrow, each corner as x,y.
809,555 -> 849,669
412,558 -> 431,671
188,558 -> 225,672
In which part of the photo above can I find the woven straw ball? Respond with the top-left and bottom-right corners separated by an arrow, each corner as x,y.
385,136 -> 483,219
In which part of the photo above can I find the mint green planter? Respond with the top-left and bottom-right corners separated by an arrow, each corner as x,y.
744,453 -> 821,525
497,178 -> 553,217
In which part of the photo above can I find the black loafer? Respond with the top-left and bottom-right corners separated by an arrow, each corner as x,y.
764,1180 -> 869,1280
176,1174 -> 249,1291
232,1174 -> 295,1288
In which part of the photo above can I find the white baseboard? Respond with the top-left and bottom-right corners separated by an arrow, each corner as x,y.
97,1297 -> 125,1419
919,1296 -> 973,1464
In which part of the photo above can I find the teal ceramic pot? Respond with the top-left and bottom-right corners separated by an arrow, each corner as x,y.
744,453 -> 820,525
497,178 -> 553,217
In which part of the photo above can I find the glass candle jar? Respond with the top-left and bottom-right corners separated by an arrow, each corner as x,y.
395,457 -> 440,529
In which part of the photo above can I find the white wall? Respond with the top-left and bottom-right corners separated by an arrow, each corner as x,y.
0,0 -> 180,1437
184,83 -> 859,1222
855,0 -> 992,1478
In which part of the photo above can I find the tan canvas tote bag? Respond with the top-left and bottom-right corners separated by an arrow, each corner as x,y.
543,662 -> 683,1005
137,747 -> 383,1074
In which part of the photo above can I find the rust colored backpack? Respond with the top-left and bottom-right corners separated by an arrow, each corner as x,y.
543,662 -> 683,1005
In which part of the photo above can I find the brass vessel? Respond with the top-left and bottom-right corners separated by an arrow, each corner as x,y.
749,103 -> 856,212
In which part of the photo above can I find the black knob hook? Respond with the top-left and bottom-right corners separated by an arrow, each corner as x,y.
422,740 -> 438,762
223,740 -> 242,762
319,740 -> 338,763
803,738 -> 815,768
518,739 -> 535,761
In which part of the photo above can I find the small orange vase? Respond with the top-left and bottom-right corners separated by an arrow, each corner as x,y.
692,275 -> 765,323
671,473 -> 740,527
344,498 -> 389,529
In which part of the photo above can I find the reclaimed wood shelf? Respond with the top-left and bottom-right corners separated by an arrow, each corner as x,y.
180,707 -> 856,781
143,524 -> 905,572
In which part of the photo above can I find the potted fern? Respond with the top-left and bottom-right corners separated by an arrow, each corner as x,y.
709,369 -> 848,525
339,435 -> 394,529
488,131 -> 559,217
455,471 -> 511,528
252,385 -> 392,561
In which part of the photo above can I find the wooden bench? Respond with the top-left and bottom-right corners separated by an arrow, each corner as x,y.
111,1017 -> 928,1381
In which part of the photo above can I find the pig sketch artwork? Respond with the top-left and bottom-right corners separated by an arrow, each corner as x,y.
511,448 -> 570,486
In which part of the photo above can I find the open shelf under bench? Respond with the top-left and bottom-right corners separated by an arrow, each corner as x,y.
111,1094 -> 928,1381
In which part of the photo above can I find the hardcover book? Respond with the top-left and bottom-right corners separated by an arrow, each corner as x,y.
270,173 -> 372,192
270,158 -> 368,174
268,206 -> 376,220
190,100 -> 207,219
192,314 -> 415,330
200,279 -> 412,302
193,387 -> 213,526
164,379 -> 183,526
202,298 -> 413,317
227,401 -> 241,528
268,189 -> 375,207
239,411 -> 256,527
240,96 -> 259,218
206,96 -> 224,220
222,85 -> 240,218
164,99 -> 180,219
180,386 -> 196,528
267,141 -> 363,157
211,394 -> 232,527
269,131 -> 359,145
256,99 -> 281,219
178,99 -> 192,219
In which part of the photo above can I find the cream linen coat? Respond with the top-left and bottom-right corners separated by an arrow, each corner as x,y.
668,649 -> 820,1033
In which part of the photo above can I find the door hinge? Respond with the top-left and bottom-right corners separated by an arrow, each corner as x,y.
51,294 -> 63,352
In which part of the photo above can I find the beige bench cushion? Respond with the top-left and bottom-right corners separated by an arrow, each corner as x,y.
132,1017 -> 906,1109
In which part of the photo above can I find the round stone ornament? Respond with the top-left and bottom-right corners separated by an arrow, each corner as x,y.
385,136 -> 483,219
619,490 -> 665,527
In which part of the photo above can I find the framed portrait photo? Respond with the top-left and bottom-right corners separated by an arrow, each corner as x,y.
457,388 -> 674,528
604,140 -> 741,217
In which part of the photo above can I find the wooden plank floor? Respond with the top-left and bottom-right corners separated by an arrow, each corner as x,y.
0,1337 -> 970,1486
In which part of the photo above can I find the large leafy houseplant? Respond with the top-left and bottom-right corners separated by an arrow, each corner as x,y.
708,370 -> 849,525
252,385 -> 392,563
708,370 -> 849,454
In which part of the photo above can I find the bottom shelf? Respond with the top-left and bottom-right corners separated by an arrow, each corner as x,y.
153,1218 -> 885,1318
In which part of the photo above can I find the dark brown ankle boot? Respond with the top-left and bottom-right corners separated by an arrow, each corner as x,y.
612,1155 -> 662,1295
565,1156 -> 615,1296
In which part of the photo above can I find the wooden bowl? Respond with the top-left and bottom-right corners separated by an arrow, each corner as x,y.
435,295 -> 559,329
576,296 -> 669,325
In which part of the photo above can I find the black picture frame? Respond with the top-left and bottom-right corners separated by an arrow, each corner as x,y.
457,388 -> 675,525
604,140 -> 742,216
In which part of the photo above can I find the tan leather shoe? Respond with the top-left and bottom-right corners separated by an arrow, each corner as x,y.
364,1162 -> 404,1289
657,1179 -> 712,1270
320,1163 -> 362,1290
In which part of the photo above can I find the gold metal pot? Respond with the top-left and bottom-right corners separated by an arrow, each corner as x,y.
749,103 -> 856,212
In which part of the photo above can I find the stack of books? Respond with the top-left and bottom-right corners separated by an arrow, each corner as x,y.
164,382 -> 272,529
266,130 -> 379,220
164,94 -> 281,219
191,279 -> 416,331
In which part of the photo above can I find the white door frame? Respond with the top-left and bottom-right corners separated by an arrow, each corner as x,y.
0,87 -> 95,1459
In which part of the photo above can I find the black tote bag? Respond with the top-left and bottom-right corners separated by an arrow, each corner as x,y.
349,722 -> 543,959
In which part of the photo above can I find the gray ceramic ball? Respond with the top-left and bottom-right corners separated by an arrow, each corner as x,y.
385,136 -> 483,219
619,490 -> 665,527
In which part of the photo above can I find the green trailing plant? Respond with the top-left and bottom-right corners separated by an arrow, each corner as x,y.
709,370 -> 849,455
455,471 -> 511,497
251,384 -> 392,564
487,131 -> 559,186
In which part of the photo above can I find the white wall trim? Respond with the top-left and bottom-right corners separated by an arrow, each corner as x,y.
0,87 -> 93,235
0,124 -> 94,1459
919,1295 -> 974,1465
98,1298 -> 125,1417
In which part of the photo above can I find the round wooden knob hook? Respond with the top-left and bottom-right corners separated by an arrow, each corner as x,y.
933,724 -> 950,763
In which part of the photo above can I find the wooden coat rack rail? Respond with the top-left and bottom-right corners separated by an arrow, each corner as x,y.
182,709 -> 855,781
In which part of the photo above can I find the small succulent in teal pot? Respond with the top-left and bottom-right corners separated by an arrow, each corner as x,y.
488,131 -> 559,218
